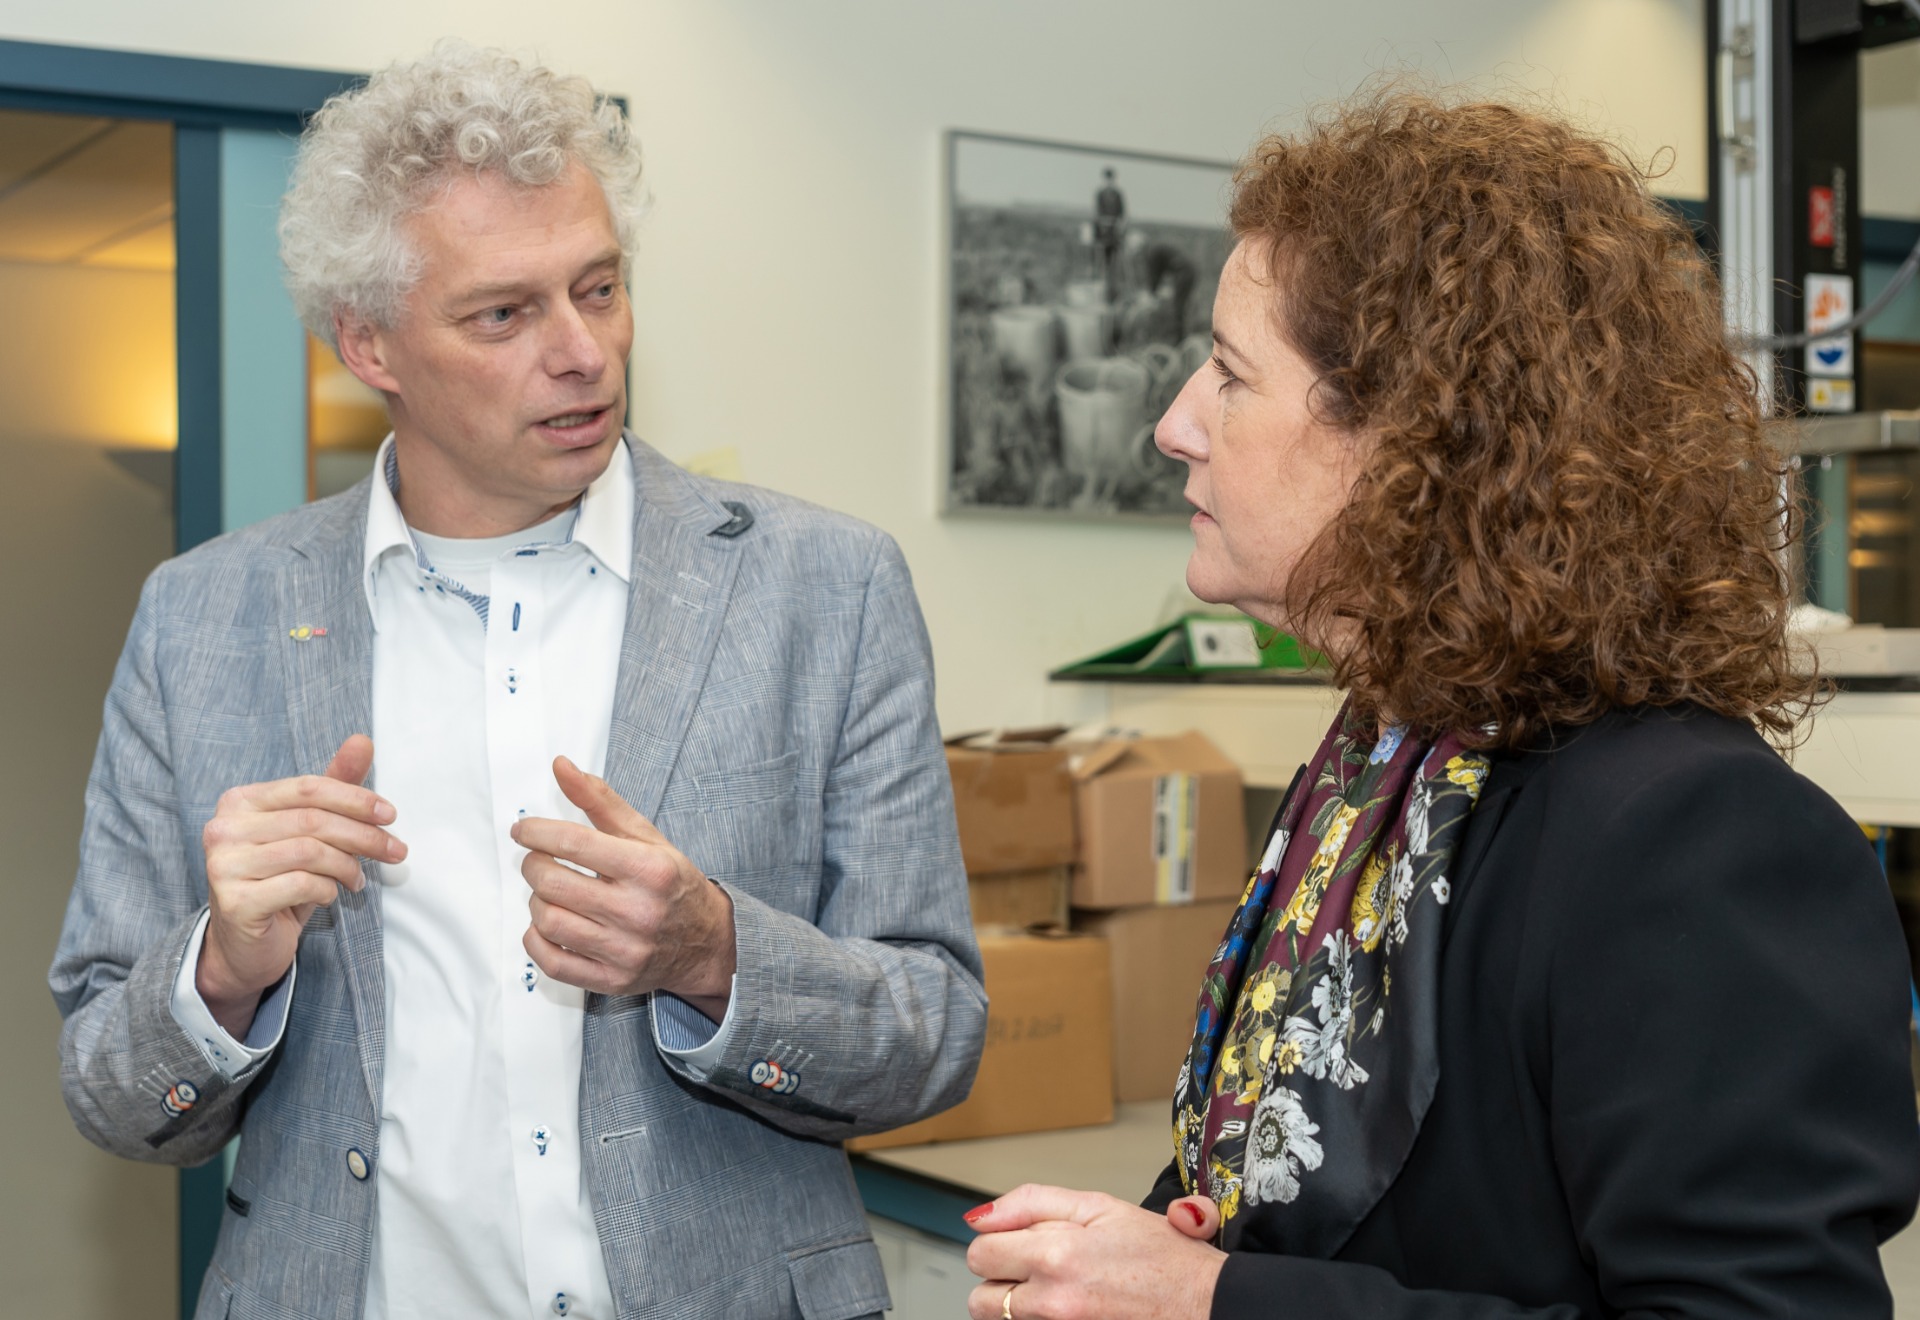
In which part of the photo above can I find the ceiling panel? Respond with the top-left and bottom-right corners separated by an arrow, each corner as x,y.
0,109 -> 114,195
78,211 -> 175,271
0,119 -> 173,267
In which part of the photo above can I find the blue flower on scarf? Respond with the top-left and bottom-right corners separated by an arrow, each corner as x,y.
1369,724 -> 1408,765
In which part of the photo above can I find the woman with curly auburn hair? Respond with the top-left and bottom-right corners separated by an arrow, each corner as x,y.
963,92 -> 1920,1320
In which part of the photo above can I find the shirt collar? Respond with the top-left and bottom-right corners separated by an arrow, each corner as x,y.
361,434 -> 636,620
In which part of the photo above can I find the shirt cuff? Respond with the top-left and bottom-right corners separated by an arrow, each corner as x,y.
652,976 -> 740,1077
168,909 -> 295,1081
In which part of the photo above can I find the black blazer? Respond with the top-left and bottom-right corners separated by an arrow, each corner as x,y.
1146,706 -> 1920,1318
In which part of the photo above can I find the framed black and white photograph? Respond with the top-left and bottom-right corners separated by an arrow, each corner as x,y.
943,130 -> 1234,521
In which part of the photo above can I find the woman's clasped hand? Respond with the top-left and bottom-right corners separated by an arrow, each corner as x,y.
964,1185 -> 1225,1320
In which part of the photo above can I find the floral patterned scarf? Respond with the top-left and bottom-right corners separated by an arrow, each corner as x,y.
1171,702 -> 1490,1257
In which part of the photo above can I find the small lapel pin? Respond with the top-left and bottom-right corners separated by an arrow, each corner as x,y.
288,625 -> 329,641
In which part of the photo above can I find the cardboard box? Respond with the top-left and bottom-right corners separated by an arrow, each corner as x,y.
1075,901 -> 1239,1102
848,932 -> 1114,1150
968,866 -> 1070,931
1069,731 -> 1247,909
945,729 -> 1077,875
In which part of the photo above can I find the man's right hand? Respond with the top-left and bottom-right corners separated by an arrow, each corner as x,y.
197,734 -> 404,1039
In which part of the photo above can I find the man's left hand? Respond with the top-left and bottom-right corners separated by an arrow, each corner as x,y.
512,756 -> 736,1017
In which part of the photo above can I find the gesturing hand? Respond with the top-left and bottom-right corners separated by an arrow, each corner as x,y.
511,756 -> 737,1015
964,1185 -> 1225,1320
199,734 -> 404,1038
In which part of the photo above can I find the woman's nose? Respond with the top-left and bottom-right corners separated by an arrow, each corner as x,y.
1155,368 -> 1213,463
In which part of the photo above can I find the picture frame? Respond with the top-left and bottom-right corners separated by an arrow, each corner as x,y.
942,130 -> 1235,522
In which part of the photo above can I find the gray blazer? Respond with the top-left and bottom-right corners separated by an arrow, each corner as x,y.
50,436 -> 986,1320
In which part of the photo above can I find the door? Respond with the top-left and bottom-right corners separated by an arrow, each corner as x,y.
0,38 -> 359,1319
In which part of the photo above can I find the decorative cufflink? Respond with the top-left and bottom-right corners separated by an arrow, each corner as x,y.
162,1080 -> 199,1117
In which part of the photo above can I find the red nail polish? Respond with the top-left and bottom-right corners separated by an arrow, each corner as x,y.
962,1202 -> 993,1225
1181,1202 -> 1206,1228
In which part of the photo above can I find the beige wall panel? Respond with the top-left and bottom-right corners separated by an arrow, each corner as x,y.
0,260 -> 176,1315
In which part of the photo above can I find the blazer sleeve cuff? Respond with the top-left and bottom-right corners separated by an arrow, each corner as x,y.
651,976 -> 741,1077
653,884 -> 863,1127
168,910 -> 294,1082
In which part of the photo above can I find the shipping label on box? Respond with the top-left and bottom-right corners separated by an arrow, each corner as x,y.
848,932 -> 1114,1150
1151,772 -> 1197,904
1070,732 -> 1246,909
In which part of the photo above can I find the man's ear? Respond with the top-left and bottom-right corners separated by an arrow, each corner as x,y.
335,312 -> 401,396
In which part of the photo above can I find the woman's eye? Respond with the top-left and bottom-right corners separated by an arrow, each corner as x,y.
1210,354 -> 1239,389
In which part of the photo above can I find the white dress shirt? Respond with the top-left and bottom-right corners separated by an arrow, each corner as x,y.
172,436 -> 739,1320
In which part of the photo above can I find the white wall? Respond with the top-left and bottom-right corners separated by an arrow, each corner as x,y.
1864,38 -> 1920,220
2,0 -> 1707,736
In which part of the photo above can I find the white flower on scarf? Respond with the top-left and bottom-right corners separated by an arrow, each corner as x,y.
1180,1106 -> 1204,1174
1243,1086 -> 1324,1205
1405,778 -> 1433,857
1282,931 -> 1371,1090
1258,827 -> 1290,875
1388,849 -> 1417,948
1431,876 -> 1452,904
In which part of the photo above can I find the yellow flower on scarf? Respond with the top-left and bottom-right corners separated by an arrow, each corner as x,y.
1209,1157 -> 1243,1221
1350,849 -> 1392,952
1444,754 -> 1490,796
1277,804 -> 1356,933
1279,866 -> 1330,934
1273,1039 -> 1304,1074
1248,966 -> 1283,1014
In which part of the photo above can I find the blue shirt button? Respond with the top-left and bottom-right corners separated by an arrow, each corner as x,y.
551,1292 -> 571,1315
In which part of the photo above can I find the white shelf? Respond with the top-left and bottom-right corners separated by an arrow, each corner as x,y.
1081,682 -> 1920,827
863,1101 -> 1172,1204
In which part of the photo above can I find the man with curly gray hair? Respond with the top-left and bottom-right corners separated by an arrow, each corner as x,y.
52,42 -> 984,1320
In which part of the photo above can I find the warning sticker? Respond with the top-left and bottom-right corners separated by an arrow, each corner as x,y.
1152,773 -> 1198,904
1808,378 -> 1855,413
1804,272 -> 1854,380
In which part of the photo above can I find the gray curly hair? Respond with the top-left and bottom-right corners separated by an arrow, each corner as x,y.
280,40 -> 646,348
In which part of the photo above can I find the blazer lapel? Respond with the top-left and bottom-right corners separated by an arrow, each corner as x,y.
603,441 -> 746,821
279,487 -> 385,1112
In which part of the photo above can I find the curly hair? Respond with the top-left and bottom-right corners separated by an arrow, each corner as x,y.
1232,92 -> 1811,749
280,39 -> 647,347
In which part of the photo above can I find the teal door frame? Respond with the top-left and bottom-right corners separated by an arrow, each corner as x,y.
0,39 -> 360,1319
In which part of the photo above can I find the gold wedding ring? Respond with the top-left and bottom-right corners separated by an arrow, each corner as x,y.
1001,1283 -> 1017,1320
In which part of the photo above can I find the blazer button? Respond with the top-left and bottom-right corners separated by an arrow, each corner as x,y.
346,1148 -> 371,1181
